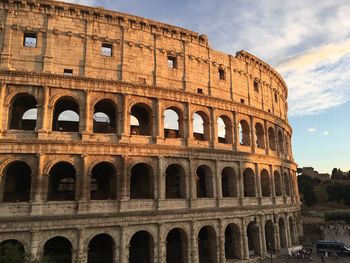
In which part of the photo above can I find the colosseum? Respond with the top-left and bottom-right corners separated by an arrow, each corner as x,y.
0,0 -> 302,262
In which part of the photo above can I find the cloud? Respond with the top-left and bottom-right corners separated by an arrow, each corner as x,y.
323,131 -> 330,135
307,128 -> 317,133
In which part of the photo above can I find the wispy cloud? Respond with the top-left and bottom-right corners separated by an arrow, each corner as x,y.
323,131 -> 330,135
307,128 -> 317,133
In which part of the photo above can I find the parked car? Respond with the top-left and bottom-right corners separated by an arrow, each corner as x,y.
316,240 -> 350,256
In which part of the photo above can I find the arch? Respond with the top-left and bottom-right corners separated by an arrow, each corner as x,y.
255,123 -> 265,149
164,107 -> 183,138
196,165 -> 214,198
283,172 -> 291,196
247,221 -> 260,256
91,162 -> 117,200
265,220 -> 275,252
260,169 -> 271,197
88,234 -> 115,263
9,93 -> 37,131
130,163 -> 154,199
217,115 -> 232,144
165,164 -> 186,199
0,239 -> 25,262
166,228 -> 188,263
198,226 -> 217,263
289,217 -> 297,245
239,120 -> 250,146
278,131 -> 284,153
52,96 -> 80,132
278,218 -> 287,248
48,161 -> 76,201
224,223 -> 241,260
93,99 -> 117,133
130,103 -> 152,136
274,171 -> 282,196
129,231 -> 154,263
43,236 -> 72,263
2,161 -> 31,202
243,168 -> 256,197
221,167 -> 238,198
268,128 -> 276,151
193,111 -> 210,141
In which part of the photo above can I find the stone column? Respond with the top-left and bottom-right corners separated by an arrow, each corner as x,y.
270,165 -> 276,201
77,228 -> 87,263
37,86 -> 50,136
250,116 -> 256,153
31,154 -> 45,215
285,216 -> 292,247
30,231 -> 41,261
0,9 -> 14,69
119,227 -> 128,263
152,98 -> 158,140
264,120 -> 270,155
0,82 -> 6,133
0,171 -> 4,202
218,220 -> 226,263
156,100 -> 164,139
79,155 -> 89,202
42,13 -> 54,72
157,156 -> 165,201
191,223 -> 199,263
215,160 -> 222,203
186,103 -> 193,142
158,225 -> 165,263
259,216 -> 267,256
241,219 -> 249,260
84,18 -> 93,76
232,111 -> 238,151
238,161 -> 244,204
255,163 -> 261,200
182,40 -> 187,91
120,156 -> 129,201
211,107 -> 217,146
81,90 -> 92,136
274,223 -> 281,251
121,94 -> 130,137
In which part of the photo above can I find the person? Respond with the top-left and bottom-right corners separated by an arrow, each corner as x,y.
320,253 -> 325,263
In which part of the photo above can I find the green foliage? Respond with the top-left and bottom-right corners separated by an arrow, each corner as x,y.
297,174 -> 317,206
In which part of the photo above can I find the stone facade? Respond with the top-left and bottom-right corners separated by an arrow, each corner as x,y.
0,0 -> 302,262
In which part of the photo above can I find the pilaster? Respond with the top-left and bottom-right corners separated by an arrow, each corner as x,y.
0,9 -> 14,70
42,14 -> 54,72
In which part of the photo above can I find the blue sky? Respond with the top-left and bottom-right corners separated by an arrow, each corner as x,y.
62,0 -> 350,173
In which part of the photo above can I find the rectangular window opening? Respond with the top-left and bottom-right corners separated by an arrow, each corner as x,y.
167,56 -> 177,69
101,43 -> 112,57
23,32 -> 37,47
197,88 -> 203,94
254,81 -> 260,92
240,98 -> 245,104
218,68 -> 225,80
63,69 -> 73,76
274,93 -> 278,103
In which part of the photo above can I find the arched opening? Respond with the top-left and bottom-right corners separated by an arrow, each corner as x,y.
260,169 -> 271,197
130,103 -> 152,136
91,162 -> 116,200
166,228 -> 187,263
196,165 -> 214,198
129,231 -> 153,263
289,217 -> 297,245
193,111 -> 210,141
198,226 -> 217,263
243,168 -> 255,197
164,107 -> 182,138
225,224 -> 241,260
265,220 -> 275,253
43,236 -> 72,263
88,234 -> 114,263
283,172 -> 291,196
2,161 -> 31,202
93,99 -> 117,133
217,116 -> 232,144
0,239 -> 25,262
165,164 -> 186,199
268,128 -> 276,151
278,131 -> 284,153
221,167 -> 237,198
278,218 -> 287,248
255,123 -> 265,149
52,97 -> 80,132
247,221 -> 260,256
239,120 -> 250,146
48,162 -> 76,201
130,163 -> 154,199
274,171 -> 282,196
9,93 -> 37,131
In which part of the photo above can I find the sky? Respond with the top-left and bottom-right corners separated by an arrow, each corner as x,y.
61,0 -> 350,173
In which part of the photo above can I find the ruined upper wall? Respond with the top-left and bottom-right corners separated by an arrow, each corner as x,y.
0,0 -> 289,120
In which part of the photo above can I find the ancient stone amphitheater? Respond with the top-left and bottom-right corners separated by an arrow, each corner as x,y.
0,0 -> 302,262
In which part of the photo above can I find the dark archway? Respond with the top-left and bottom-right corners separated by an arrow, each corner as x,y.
265,220 -> 275,252
221,167 -> 238,198
274,171 -> 282,196
52,96 -> 80,132
239,120 -> 250,146
247,221 -> 260,256
165,164 -> 186,199
196,165 -> 214,198
283,172 -> 291,196
225,224 -> 241,260
48,162 -> 76,201
260,169 -> 271,197
130,163 -> 154,199
193,111 -> 210,141
43,236 -> 72,263
88,234 -> 114,263
164,107 -> 183,138
268,128 -> 276,151
93,99 -> 117,133
278,131 -> 284,153
255,123 -> 265,149
9,93 -> 37,131
129,231 -> 153,263
130,103 -> 152,136
198,226 -> 217,263
3,161 -> 31,202
217,115 -> 232,144
91,162 -> 116,200
243,168 -> 255,197
279,218 -> 287,248
166,228 -> 187,263
0,239 -> 25,262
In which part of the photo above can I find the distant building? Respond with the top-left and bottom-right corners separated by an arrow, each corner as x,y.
301,167 -> 330,181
